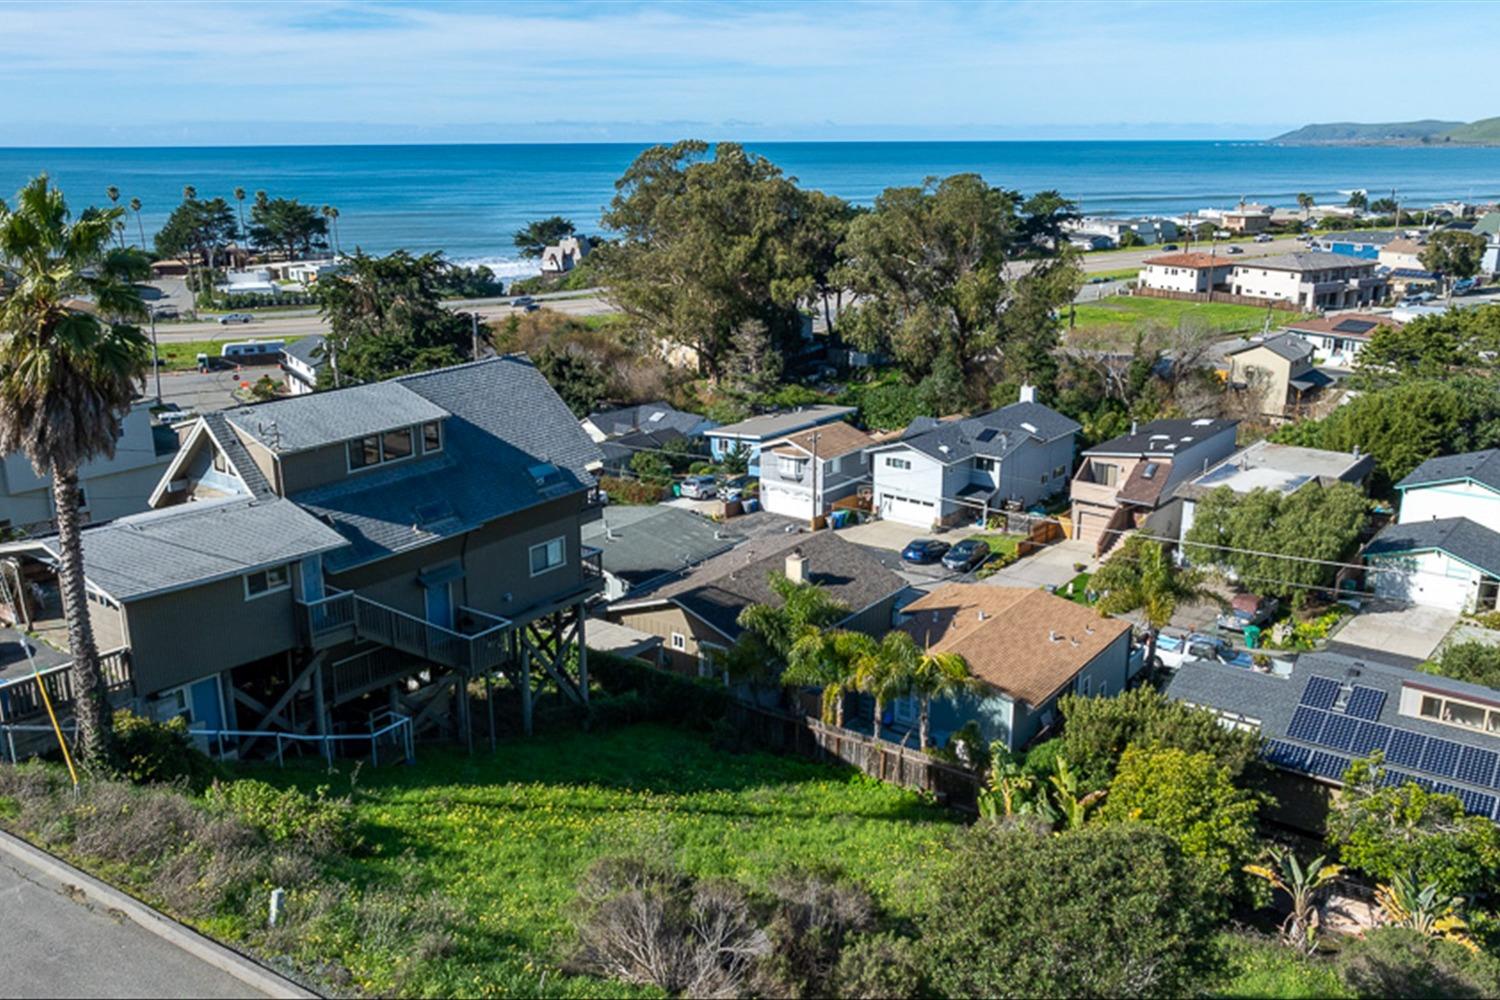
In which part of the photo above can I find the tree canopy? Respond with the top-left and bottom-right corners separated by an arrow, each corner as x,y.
248,196 -> 328,260
153,196 -> 237,268
1355,304 -> 1500,385
1182,482 -> 1368,600
598,141 -> 822,379
513,216 -> 575,259
1420,230 -> 1487,282
835,173 -> 1081,403
316,250 -> 474,384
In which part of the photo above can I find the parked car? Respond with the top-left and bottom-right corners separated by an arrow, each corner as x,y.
1154,632 -> 1236,669
511,295 -> 536,308
679,474 -> 718,499
941,538 -> 991,573
1401,292 -> 1436,305
717,475 -> 754,502
1453,277 -> 1478,295
1254,233 -> 1274,243
901,539 -> 950,565
1216,593 -> 1279,632
1087,275 -> 1112,284
150,304 -> 180,319
217,312 -> 254,325
1162,243 -> 1180,251
1226,245 -> 1243,254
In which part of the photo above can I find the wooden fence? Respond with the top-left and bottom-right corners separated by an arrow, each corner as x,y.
1131,285 -> 1300,312
726,702 -> 983,812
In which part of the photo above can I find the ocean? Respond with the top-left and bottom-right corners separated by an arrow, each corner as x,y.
3,141 -> 1499,276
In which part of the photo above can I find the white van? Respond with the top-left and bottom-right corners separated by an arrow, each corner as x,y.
219,340 -> 286,364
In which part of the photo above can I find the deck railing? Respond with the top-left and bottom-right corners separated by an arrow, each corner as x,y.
0,648 -> 133,724
299,590 -> 513,674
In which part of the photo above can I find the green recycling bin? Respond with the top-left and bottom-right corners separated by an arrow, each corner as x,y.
1243,625 -> 1262,650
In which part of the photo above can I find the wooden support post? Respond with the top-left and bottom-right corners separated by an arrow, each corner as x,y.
312,659 -> 330,765
521,644 -> 533,737
575,603 -> 589,707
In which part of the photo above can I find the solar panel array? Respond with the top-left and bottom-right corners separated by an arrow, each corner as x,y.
1333,318 -> 1378,334
1260,675 -> 1500,821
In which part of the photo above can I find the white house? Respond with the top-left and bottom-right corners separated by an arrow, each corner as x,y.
541,236 -> 591,274
1281,313 -> 1401,369
1228,252 -> 1387,310
280,336 -> 326,396
757,422 -> 875,522
867,398 -> 1080,529
1365,449 -> 1500,613
1138,252 -> 1237,294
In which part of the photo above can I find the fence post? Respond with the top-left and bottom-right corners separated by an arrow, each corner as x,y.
275,734 -> 284,768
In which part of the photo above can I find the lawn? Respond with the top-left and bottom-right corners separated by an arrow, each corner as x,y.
1069,295 -> 1301,335
153,336 -> 305,371
258,723 -> 960,997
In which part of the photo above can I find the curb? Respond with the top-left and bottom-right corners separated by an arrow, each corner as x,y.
0,828 -> 319,998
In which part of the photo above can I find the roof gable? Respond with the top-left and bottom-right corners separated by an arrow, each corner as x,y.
1398,449 -> 1500,494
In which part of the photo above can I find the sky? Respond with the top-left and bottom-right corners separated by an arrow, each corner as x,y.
3,0 -> 1497,146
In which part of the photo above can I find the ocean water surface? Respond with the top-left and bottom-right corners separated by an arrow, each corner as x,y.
2,141 -> 1498,274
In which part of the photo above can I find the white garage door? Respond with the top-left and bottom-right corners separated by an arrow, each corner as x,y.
1371,554 -> 1474,612
760,483 -> 811,520
878,492 -> 936,528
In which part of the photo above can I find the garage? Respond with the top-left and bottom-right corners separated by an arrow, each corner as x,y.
759,482 -> 812,520
1369,550 -> 1478,613
877,492 -> 937,529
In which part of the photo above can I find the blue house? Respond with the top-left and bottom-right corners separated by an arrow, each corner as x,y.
1313,230 -> 1400,260
704,405 -> 856,475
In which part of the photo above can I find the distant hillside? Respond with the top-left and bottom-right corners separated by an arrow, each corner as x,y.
1269,120 -> 1463,145
1441,116 -> 1500,144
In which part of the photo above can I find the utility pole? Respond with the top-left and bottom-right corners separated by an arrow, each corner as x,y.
471,312 -> 482,362
149,308 -> 162,404
808,430 -> 821,531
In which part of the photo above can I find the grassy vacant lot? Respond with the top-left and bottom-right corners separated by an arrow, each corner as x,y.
153,336 -> 305,371
1069,295 -> 1294,335
262,723 -> 959,997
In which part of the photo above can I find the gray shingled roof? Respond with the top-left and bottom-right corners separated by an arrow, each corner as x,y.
198,411 -> 274,498
883,401 -> 1080,465
294,357 -> 604,574
1398,449 -> 1500,493
617,529 -> 905,639
1085,418 -> 1236,457
1318,230 -> 1400,246
227,382 -> 450,454
585,505 -> 745,591
19,497 -> 346,602
1365,517 -> 1500,577
1233,251 -> 1376,273
281,335 -> 326,368
708,406 -> 856,442
1229,333 -> 1314,364
586,401 -> 705,439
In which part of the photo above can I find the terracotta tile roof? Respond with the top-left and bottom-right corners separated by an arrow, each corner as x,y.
766,421 -> 875,460
898,584 -> 1131,707
1143,253 -> 1237,269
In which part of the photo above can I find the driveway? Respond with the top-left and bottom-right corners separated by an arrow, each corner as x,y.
834,518 -> 983,552
985,539 -> 1094,590
0,851 -> 266,998
1329,603 -> 1459,663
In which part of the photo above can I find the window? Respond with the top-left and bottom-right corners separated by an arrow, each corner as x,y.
529,536 -> 566,576
244,563 -> 290,599
382,428 -> 413,462
885,456 -> 912,470
349,435 -> 380,470
972,457 -> 997,473
1095,463 -> 1119,487
422,421 -> 442,454
1080,676 -> 1092,696
671,632 -> 687,651
212,449 -> 227,473
1416,690 -> 1500,735
778,455 -> 806,479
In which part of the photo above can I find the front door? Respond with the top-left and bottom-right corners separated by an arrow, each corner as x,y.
424,582 -> 454,630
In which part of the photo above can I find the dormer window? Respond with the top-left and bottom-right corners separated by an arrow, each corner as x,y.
422,421 -> 442,454
383,428 -> 413,462
348,427 -> 417,472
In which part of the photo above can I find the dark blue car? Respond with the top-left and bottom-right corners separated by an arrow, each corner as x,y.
941,538 -> 991,573
901,539 -> 950,564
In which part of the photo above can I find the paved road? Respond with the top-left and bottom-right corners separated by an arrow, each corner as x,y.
0,853 -> 265,998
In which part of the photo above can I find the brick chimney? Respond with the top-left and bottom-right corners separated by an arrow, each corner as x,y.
785,548 -> 807,585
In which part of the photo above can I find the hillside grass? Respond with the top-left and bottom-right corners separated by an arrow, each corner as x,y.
258,723 -> 960,997
1069,295 -> 1295,334
153,336 -> 305,371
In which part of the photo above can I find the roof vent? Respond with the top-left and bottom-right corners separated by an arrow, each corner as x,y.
977,610 -> 987,622
1049,630 -> 1061,643
1191,418 -> 1213,426
1020,422 -> 1038,434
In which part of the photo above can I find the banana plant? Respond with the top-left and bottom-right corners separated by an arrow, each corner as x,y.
1375,874 -> 1479,954
1243,849 -> 1343,954
1048,756 -> 1105,830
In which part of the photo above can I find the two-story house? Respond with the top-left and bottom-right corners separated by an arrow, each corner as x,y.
1281,314 -> 1401,369
1068,418 -> 1238,554
0,405 -> 179,535
1137,253 -> 1236,295
704,406 -> 856,476
866,399 -> 1080,529
1227,251 -> 1387,310
0,356 -> 606,749
279,336 -> 327,396
1365,449 -> 1500,613
756,422 -> 875,522
581,401 -> 716,478
1225,334 -> 1337,421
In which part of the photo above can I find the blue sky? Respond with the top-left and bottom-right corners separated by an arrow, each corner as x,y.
3,0 -> 1496,145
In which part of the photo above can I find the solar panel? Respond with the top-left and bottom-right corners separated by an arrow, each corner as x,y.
1263,740 -> 1310,771
1345,686 -> 1387,722
1420,738 -> 1464,779
1322,714 -> 1359,752
1307,750 -> 1351,780
1333,319 -> 1377,334
1288,706 -> 1327,742
1349,721 -> 1392,757
1301,676 -> 1340,710
1382,769 -> 1414,788
1456,746 -> 1499,789
1386,729 -> 1427,769
975,428 -> 998,442
1456,788 -> 1498,819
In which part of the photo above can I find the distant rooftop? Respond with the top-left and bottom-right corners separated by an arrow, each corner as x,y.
1318,230 -> 1401,246
1084,418 -> 1236,457
1233,251 -> 1378,273
1282,313 -> 1401,340
708,405 -> 856,441
584,505 -> 745,592
1142,252 -> 1236,269
1399,449 -> 1500,493
1177,440 -> 1374,501
1227,332 -> 1315,364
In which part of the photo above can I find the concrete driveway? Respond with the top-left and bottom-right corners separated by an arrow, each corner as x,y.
985,539 -> 1094,590
1329,603 -> 1459,662
834,518 -> 984,552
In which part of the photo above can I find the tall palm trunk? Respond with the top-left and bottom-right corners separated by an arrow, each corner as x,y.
135,210 -> 146,250
834,687 -> 844,728
919,695 -> 931,750
51,464 -> 113,764
872,695 -> 885,740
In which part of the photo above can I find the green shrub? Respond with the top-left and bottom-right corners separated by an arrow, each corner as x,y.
205,779 -> 357,855
1423,640 -> 1500,690
112,710 -> 224,792
588,652 -> 731,728
1265,606 -> 1351,651
1336,927 -> 1500,999
1212,931 -> 1351,998
834,931 -> 926,999
598,475 -> 666,505
1467,610 -> 1500,631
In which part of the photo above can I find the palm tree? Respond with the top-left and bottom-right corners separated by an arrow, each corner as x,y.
1092,537 -> 1222,671
783,628 -> 868,727
322,204 -> 341,256
182,185 -> 196,202
907,643 -> 979,750
1296,192 -> 1314,221
233,186 -> 247,240
1244,849 -> 1343,954
104,186 -> 123,247
129,197 -> 145,249
0,176 -> 152,767
852,632 -> 917,740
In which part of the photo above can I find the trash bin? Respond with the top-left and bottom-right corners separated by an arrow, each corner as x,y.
1243,625 -> 1261,650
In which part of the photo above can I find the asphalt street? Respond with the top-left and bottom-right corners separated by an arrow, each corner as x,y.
0,853 -> 265,998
